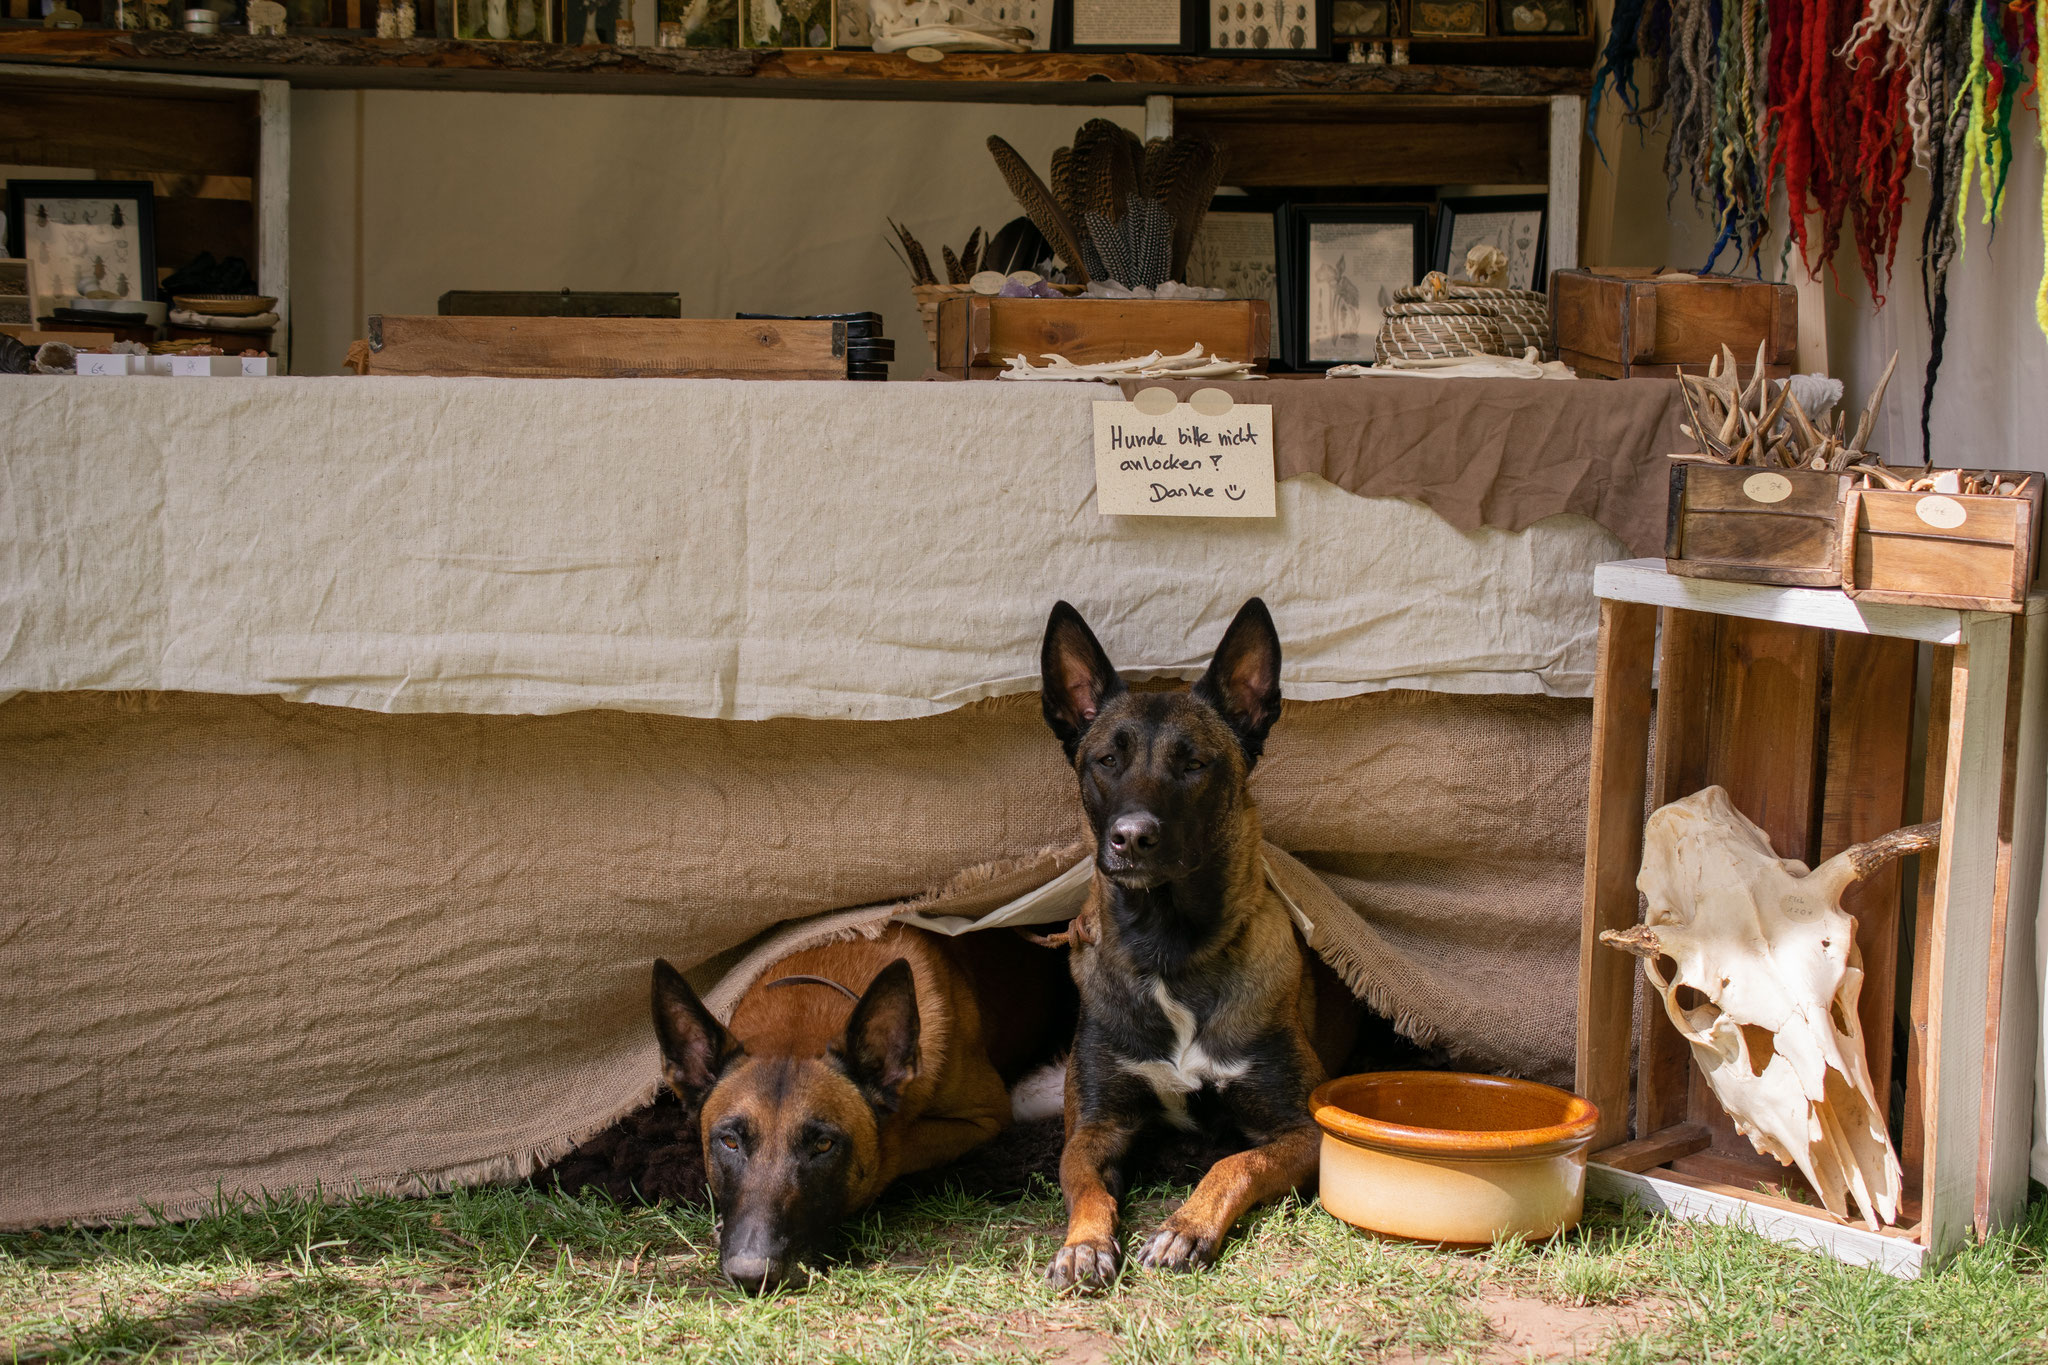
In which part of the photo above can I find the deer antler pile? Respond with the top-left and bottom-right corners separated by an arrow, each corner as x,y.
1676,346 -> 1897,472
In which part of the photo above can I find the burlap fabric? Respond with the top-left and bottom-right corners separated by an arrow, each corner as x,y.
0,686 -> 1589,1230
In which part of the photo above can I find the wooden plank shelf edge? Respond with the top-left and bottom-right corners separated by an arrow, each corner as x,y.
1593,557 -> 2048,645
0,30 -> 1594,100
1588,1164 -> 1928,1278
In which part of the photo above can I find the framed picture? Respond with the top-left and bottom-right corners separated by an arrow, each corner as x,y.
1434,193 -> 1546,291
1057,0 -> 1203,52
1409,0 -> 1483,35
1206,0 -> 1329,55
1497,0 -> 1577,32
1276,203 -> 1425,369
1185,198 -> 1279,320
5,180 -> 157,318
741,0 -> 833,46
1330,0 -> 1391,39
0,258 -> 33,329
453,0 -> 551,41
657,0 -> 736,45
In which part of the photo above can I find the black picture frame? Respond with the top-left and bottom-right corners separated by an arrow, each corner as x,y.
5,179 -> 159,313
1433,193 -> 1547,292
1204,0 -> 1333,56
1275,202 -> 1427,370
1056,0 -> 1206,52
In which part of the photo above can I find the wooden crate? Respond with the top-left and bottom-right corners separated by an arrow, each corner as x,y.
356,315 -> 849,379
1553,269 -> 1795,379
1665,462 -> 1849,587
1577,560 -> 2046,1275
1841,474 -> 2044,614
935,297 -> 1270,379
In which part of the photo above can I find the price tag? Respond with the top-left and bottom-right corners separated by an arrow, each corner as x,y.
1092,386 -> 1275,518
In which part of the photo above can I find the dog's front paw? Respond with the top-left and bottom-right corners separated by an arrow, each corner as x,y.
1136,1222 -> 1220,1273
1046,1238 -> 1121,1294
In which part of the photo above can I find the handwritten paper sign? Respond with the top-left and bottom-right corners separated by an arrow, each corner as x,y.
1092,386 -> 1276,517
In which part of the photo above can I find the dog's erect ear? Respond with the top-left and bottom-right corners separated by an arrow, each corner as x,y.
652,958 -> 739,1112
1041,601 -> 1127,760
1193,597 -> 1284,765
831,958 -> 921,1114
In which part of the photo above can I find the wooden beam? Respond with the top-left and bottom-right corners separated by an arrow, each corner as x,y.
0,85 -> 257,176
1819,632 -> 1919,1112
0,31 -> 1595,101
1578,597 -> 1658,1152
1547,93 -> 1582,273
1184,111 -> 1547,187
256,76 -> 290,373
1592,1122 -> 1711,1174
1919,614 -> 2012,1263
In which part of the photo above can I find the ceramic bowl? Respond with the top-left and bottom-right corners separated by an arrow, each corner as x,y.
1312,1071 -> 1599,1244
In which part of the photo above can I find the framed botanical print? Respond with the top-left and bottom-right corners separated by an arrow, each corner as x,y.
5,180 -> 157,318
1058,0 -> 1203,51
1185,197 -> 1279,320
1206,0 -> 1329,55
1275,203 -> 1426,369
1434,193 -> 1546,291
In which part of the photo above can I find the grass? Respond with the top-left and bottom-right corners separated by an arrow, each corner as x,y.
4,1179 -> 2046,1364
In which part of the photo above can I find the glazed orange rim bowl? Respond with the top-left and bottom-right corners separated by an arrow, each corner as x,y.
1311,1071 -> 1601,1244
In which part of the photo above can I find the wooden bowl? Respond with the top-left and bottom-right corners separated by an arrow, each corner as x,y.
1312,1071 -> 1599,1244
173,294 -> 277,317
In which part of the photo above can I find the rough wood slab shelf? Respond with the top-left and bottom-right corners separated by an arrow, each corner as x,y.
0,30 -> 1593,101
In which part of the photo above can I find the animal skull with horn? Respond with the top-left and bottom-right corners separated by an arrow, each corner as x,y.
1601,787 -> 1939,1229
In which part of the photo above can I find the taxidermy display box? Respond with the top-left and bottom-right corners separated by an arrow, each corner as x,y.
1552,268 -> 1796,379
1841,470 -> 2044,613
1665,464 -> 1851,588
355,315 -> 850,379
935,296 -> 1269,379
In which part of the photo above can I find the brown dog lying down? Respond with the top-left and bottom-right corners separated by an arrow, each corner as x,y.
651,924 -> 1073,1291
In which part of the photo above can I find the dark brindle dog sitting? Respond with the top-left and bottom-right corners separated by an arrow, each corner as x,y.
1038,596 -> 1350,1292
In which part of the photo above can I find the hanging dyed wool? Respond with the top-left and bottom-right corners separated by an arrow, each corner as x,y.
1590,0 -> 2044,453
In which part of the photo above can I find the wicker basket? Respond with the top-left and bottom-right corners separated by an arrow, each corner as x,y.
1376,275 -> 1552,363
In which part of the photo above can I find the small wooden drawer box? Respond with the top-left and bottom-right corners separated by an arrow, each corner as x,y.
935,297 -> 1270,379
356,315 -> 850,379
1841,472 -> 2044,612
1553,269 -> 1796,380
1665,462 -> 1849,587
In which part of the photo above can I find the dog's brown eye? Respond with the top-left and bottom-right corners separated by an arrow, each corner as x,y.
1097,753 -> 1118,769
812,1137 -> 834,1155
720,1133 -> 740,1151
1184,759 -> 1205,773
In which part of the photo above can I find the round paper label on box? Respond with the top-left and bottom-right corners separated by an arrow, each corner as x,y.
1743,472 -> 1793,504
1916,495 -> 1967,529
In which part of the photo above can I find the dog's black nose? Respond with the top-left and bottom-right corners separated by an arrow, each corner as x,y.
1108,814 -> 1160,854
722,1252 -> 787,1294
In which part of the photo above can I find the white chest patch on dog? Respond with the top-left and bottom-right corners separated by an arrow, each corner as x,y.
1119,980 -> 1249,1130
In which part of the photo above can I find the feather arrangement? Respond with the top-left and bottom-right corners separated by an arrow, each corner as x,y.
987,135 -> 1094,285
1589,0 -> 2043,452
986,121 -> 1222,290
885,222 -> 989,288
